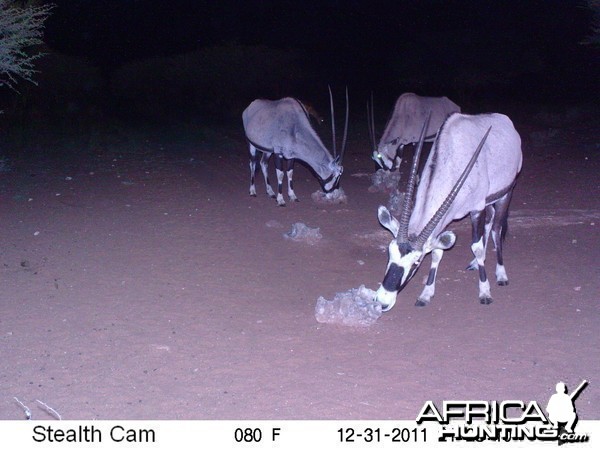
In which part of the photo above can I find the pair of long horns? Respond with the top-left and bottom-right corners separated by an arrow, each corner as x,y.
398,115 -> 492,249
397,111 -> 432,243
328,86 -> 349,164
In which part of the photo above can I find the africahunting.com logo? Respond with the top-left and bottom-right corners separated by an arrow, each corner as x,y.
416,380 -> 589,444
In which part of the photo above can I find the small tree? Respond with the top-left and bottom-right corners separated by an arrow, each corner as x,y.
0,0 -> 53,91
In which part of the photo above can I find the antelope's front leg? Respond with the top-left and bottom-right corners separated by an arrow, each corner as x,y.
466,205 -> 494,270
491,191 -> 513,286
471,210 -> 492,304
286,158 -> 298,202
249,144 -> 258,196
259,152 -> 276,198
416,248 -> 444,306
274,153 -> 286,206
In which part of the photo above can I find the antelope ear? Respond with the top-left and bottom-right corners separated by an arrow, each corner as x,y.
432,231 -> 456,250
329,157 -> 341,171
377,206 -> 399,238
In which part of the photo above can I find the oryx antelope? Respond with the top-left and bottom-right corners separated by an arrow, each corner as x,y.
242,90 -> 348,206
369,93 -> 460,170
375,112 -> 522,311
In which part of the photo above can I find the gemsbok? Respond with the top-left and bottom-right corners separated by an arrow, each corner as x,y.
368,93 -> 460,170
242,89 -> 348,206
375,111 -> 522,311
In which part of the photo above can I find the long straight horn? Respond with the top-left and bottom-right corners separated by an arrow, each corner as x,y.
367,92 -> 376,154
328,85 -> 337,158
414,126 -> 492,249
339,86 -> 349,164
398,111 -> 432,243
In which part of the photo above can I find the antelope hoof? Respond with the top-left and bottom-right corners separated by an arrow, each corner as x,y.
497,280 -> 509,286
277,202 -> 286,207
466,259 -> 478,271
415,299 -> 430,307
250,193 -> 257,197
479,296 -> 493,305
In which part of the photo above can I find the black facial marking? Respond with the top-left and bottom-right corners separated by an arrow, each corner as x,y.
382,263 -> 405,292
398,242 -> 413,255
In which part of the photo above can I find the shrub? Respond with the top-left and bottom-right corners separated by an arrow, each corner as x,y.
0,0 -> 53,91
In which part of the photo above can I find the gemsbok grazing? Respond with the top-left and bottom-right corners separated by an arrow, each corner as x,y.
368,93 -> 460,170
242,89 -> 348,206
375,111 -> 522,311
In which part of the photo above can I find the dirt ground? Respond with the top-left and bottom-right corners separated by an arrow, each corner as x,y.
0,111 -> 598,420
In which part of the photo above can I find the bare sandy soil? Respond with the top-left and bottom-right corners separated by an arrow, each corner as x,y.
0,112 -> 598,420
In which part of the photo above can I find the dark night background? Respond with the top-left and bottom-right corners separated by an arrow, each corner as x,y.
2,0 -> 599,133
0,2 -> 599,422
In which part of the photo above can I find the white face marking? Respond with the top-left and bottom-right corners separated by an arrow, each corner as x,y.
323,177 -> 337,192
388,241 -> 423,274
323,166 -> 342,191
375,285 -> 397,311
387,240 -> 401,264
399,250 -> 424,286
376,240 -> 424,311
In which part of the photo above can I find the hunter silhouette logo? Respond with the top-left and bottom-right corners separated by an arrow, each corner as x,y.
546,380 -> 589,444
416,379 -> 590,443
